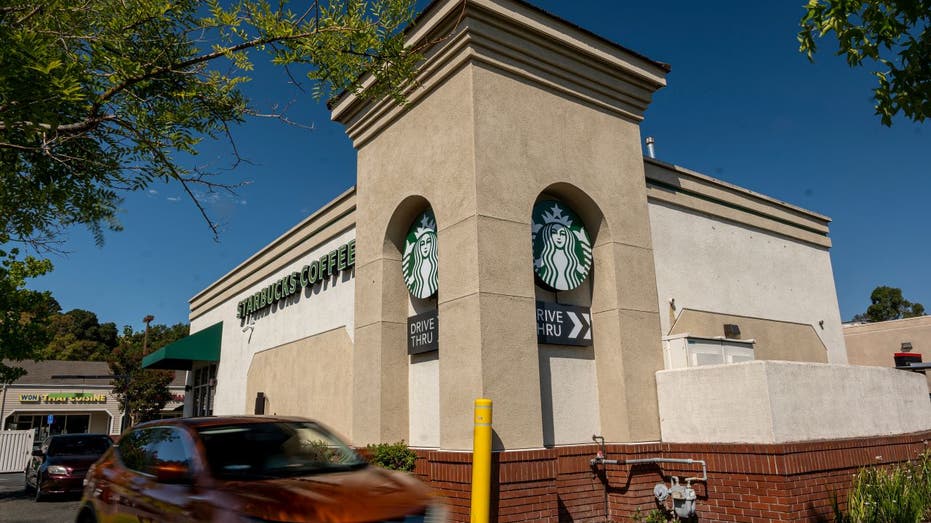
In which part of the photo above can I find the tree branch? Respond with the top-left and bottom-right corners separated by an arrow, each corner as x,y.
0,141 -> 41,152
0,114 -> 117,134
94,30 -> 317,110
92,23 -> 378,111
110,117 -> 221,240
15,4 -> 42,25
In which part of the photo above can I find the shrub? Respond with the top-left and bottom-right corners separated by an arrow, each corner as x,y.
366,440 -> 417,472
632,508 -> 669,522
845,450 -> 931,523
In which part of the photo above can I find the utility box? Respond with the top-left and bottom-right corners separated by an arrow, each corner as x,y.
894,352 -> 922,368
662,334 -> 755,369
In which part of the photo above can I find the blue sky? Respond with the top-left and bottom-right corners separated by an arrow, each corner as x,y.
31,1 -> 930,331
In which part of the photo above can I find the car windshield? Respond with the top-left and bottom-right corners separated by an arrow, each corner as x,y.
196,422 -> 365,479
48,436 -> 111,456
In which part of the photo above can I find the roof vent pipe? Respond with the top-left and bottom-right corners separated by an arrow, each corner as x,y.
645,136 -> 656,159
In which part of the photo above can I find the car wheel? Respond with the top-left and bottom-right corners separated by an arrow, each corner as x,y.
23,471 -> 33,494
33,476 -> 44,502
76,507 -> 97,523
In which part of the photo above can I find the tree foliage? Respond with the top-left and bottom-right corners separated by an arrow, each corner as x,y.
109,322 -> 189,426
799,0 -> 931,126
0,0 -> 421,248
852,285 -> 926,322
0,249 -> 59,382
39,308 -> 118,361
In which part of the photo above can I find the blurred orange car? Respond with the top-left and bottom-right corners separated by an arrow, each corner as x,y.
76,416 -> 445,523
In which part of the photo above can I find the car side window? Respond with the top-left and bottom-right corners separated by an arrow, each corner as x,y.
117,427 -> 193,478
117,430 -> 151,473
147,428 -> 193,473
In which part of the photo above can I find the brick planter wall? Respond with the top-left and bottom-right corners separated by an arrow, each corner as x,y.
410,431 -> 930,523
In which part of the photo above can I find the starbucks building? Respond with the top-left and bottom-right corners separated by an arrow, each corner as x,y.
142,1 -> 931,521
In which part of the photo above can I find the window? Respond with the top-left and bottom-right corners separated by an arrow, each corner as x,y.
65,415 -> 89,434
116,429 -> 149,473
192,363 -> 217,417
196,421 -> 364,480
6,414 -> 91,436
118,427 -> 193,477
662,335 -> 756,369
48,435 -> 111,456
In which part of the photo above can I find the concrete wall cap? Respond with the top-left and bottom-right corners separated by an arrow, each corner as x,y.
661,333 -> 756,345
331,0 -> 670,141
844,315 -> 931,333
656,359 -> 918,375
644,157 -> 832,225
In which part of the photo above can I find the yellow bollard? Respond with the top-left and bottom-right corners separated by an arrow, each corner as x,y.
470,398 -> 492,523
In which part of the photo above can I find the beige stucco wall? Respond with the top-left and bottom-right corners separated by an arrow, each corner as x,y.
350,63 -> 479,448
669,309 -> 828,363
845,316 -> 931,390
472,61 -> 667,448
409,352 -> 440,448
344,22 -> 668,448
245,327 -> 354,437
649,199 -> 846,363
539,346 -> 601,445
657,361 -> 931,443
535,280 -> 601,446
192,226 -> 356,418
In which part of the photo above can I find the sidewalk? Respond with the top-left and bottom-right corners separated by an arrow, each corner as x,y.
0,472 -> 24,496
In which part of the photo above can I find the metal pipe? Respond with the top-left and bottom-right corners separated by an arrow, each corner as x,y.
645,136 -> 656,159
589,445 -> 708,483
0,383 -> 8,430
591,435 -> 608,523
595,458 -> 621,465
624,458 -> 707,483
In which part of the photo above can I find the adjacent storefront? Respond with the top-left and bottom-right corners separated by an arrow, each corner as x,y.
1,361 -> 186,438
1,361 -> 123,437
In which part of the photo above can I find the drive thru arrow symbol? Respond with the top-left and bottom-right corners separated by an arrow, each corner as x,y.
567,311 -> 583,338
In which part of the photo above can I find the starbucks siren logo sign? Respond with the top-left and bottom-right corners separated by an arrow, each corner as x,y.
532,200 -> 592,291
403,210 -> 438,299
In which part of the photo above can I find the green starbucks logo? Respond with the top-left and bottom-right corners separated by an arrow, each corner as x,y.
532,201 -> 592,291
403,210 -> 438,299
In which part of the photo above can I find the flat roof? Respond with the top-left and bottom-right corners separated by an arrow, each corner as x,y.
4,360 -> 185,387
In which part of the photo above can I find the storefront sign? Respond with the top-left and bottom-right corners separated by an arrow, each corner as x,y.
408,309 -> 439,354
236,239 -> 356,319
20,393 -> 108,404
403,210 -> 438,299
536,301 -> 593,346
532,201 -> 593,291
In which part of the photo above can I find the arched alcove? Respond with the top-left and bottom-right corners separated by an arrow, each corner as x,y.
383,195 -> 441,448
532,183 -> 613,447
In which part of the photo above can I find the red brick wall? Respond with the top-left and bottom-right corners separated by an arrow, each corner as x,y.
411,431 -> 930,522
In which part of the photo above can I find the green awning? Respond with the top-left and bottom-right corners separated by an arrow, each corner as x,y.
142,322 -> 222,370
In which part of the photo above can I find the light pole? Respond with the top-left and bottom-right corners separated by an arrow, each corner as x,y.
142,315 -> 155,355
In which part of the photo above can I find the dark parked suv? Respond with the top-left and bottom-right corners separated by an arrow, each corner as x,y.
26,433 -> 113,501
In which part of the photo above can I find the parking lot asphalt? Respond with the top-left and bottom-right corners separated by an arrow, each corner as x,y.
0,473 -> 80,523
